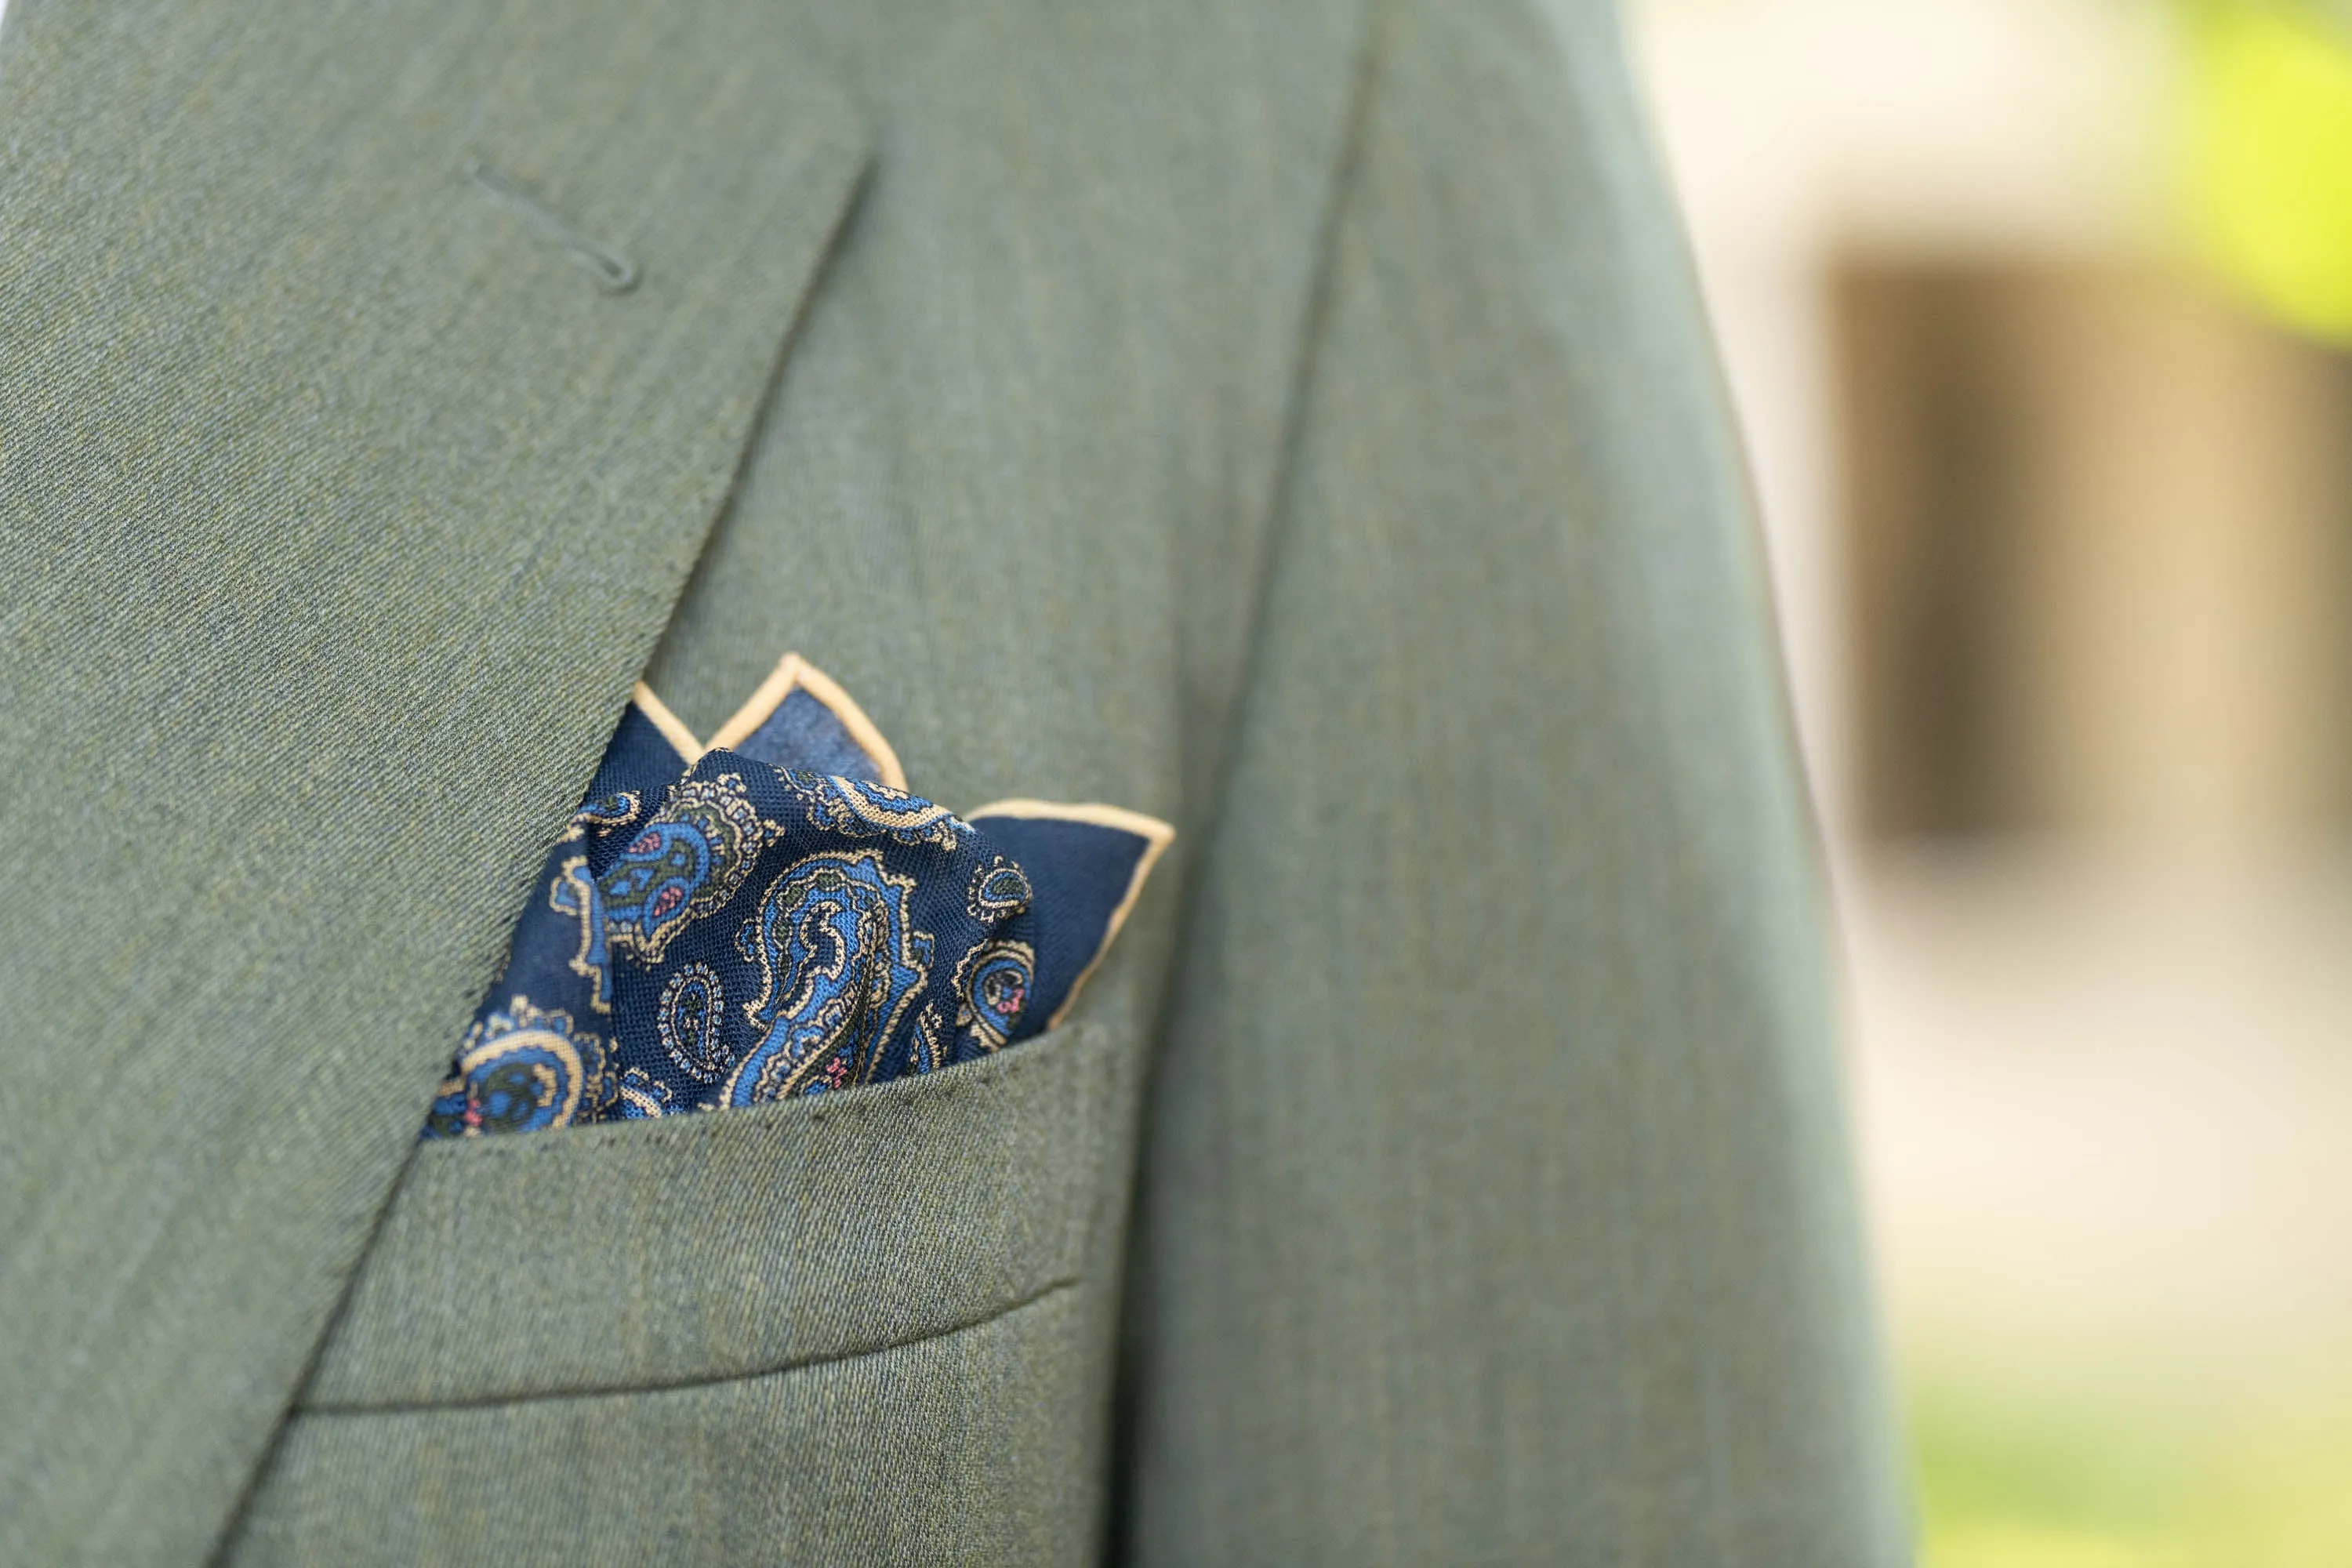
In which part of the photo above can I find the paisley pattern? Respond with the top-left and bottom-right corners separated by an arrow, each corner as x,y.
784,772 -> 968,851
421,656 -> 1172,1140
563,790 -> 642,841
548,773 -> 772,1007
548,856 -> 615,1010
616,1066 -> 674,1120
966,855 -> 1033,922
953,938 -> 1035,1053
725,851 -> 935,1104
656,964 -> 728,1081
424,748 -> 1034,1138
425,998 -> 612,1138
597,773 -> 775,964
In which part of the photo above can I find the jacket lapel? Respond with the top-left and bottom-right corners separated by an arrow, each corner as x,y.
0,1 -> 869,1559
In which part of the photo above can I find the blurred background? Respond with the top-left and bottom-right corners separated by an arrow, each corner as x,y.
1626,0 -> 2352,1561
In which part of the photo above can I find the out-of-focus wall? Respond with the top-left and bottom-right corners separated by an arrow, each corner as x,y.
1631,0 -> 2176,829
1628,2 -> 2352,1562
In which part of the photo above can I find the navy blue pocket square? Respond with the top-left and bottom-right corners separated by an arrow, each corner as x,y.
424,656 -> 1171,1138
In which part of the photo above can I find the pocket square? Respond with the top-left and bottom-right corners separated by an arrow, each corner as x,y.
424,656 -> 1171,1138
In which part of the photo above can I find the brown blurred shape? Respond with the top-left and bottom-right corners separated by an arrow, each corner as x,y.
1838,260 -> 2352,848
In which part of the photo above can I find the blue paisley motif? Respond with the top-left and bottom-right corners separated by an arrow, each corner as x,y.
598,774 -> 773,963
561,790 -> 643,842
657,963 -> 728,1082
425,997 -> 610,1138
724,851 -> 936,1105
966,855 -> 1033,921
615,1065 -> 674,1120
551,773 -> 775,1007
783,772 -> 970,851
953,938 -> 1034,1052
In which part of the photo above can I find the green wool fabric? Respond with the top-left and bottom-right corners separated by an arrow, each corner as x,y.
0,0 -> 1911,1562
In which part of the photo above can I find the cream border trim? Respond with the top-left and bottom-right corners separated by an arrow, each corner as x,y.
703,653 -> 808,755
964,799 -> 1177,1029
704,652 -> 909,791
630,681 -> 704,764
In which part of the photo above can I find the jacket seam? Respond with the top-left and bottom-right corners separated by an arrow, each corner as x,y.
294,1276 -> 1082,1419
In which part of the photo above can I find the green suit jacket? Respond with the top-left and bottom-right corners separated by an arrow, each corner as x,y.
0,0 -> 1909,1560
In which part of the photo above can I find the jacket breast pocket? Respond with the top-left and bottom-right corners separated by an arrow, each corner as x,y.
224,1015 -> 1125,1567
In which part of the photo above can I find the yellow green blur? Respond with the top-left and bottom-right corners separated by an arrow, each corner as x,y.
2183,3 -> 2352,343
1910,1357 -> 2352,1567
